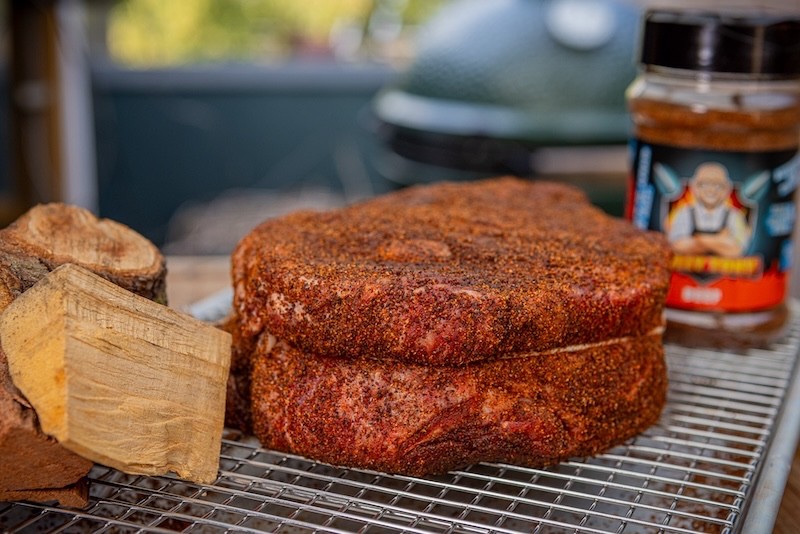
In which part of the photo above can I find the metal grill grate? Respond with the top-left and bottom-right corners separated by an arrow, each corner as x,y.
3,309 -> 800,533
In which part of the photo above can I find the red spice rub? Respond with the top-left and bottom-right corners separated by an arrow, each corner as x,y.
233,177 -> 671,366
250,333 -> 667,476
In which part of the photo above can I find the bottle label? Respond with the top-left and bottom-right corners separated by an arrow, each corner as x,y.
626,140 -> 799,312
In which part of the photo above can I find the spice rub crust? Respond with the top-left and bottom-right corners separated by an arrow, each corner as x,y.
233,177 -> 671,366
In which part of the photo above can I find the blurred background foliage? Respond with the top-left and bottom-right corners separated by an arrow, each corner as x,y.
106,0 -> 448,66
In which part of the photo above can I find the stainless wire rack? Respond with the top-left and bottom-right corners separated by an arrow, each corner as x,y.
3,301 -> 800,533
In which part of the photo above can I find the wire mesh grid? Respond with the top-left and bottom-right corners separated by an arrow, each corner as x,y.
2,316 -> 799,533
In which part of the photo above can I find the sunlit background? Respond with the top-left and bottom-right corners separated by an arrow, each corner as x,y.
2,0 -> 798,253
104,0 -> 445,67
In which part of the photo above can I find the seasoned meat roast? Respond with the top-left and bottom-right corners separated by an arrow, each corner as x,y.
228,176 -> 672,475
233,178 -> 669,366
250,334 -> 665,476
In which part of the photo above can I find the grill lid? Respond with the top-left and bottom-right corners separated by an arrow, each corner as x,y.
372,0 -> 639,173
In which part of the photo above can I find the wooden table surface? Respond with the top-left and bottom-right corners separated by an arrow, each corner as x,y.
165,255 -> 800,533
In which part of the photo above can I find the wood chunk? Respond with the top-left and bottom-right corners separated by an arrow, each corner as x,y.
0,203 -> 168,503
0,203 -> 167,308
0,351 -> 93,493
0,480 -> 89,508
1,264 -> 232,485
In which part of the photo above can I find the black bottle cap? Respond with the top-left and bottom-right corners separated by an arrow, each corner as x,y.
640,10 -> 800,76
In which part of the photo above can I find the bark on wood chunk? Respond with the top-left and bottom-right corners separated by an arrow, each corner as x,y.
0,350 -> 93,494
0,480 -> 89,508
1,264 -> 231,485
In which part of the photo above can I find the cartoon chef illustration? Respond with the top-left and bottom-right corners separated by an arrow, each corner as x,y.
667,162 -> 751,258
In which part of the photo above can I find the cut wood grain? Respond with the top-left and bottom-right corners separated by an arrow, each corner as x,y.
0,203 -> 166,310
1,264 -> 231,485
0,203 -> 168,505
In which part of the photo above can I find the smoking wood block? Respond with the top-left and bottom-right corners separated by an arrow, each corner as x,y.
0,203 -> 168,504
0,203 -> 167,310
1,264 -> 232,485
0,350 -> 93,506
0,480 -> 89,509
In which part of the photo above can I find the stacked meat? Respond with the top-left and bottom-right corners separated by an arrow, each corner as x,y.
227,177 -> 672,476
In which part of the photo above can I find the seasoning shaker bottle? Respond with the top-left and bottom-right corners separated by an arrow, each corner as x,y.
625,9 -> 800,344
